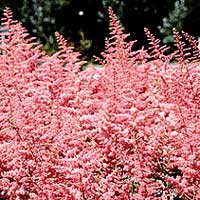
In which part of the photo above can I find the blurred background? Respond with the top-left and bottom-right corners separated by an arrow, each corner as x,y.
0,0 -> 199,61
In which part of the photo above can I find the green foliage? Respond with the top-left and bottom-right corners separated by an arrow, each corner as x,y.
77,31 -> 92,61
98,0 -> 124,22
20,0 -> 71,54
158,0 -> 192,44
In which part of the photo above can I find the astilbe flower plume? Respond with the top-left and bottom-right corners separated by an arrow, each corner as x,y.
0,7 -> 200,200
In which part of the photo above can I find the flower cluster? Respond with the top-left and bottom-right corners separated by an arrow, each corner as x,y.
0,7 -> 199,199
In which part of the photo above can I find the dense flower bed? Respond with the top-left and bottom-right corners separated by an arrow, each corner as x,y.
0,7 -> 199,200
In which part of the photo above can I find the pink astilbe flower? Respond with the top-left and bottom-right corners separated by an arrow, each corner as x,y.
144,27 -> 169,61
0,7 -> 200,200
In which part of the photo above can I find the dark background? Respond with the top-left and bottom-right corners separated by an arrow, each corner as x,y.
0,0 -> 199,61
